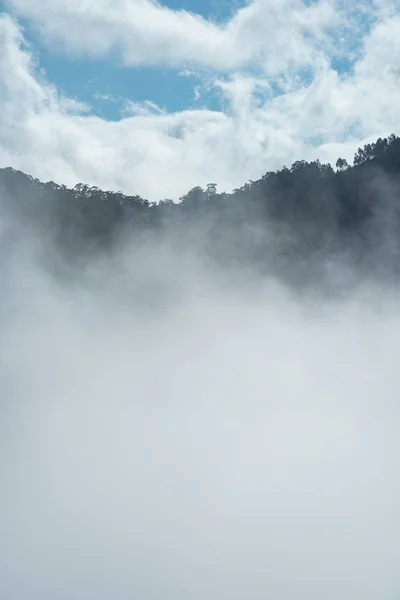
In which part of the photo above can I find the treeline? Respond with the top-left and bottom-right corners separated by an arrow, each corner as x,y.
1,133 -> 400,283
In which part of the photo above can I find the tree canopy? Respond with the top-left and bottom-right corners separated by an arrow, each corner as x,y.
1,133 -> 399,285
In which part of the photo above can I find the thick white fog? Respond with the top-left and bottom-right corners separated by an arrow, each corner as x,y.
1,229 -> 399,600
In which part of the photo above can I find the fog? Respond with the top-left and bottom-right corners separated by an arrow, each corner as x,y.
1,216 -> 399,600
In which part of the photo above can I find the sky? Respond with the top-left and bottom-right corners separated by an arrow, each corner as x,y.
0,0 -> 399,200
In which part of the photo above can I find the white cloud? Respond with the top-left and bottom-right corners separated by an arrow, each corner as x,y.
4,0 -> 340,73
0,4 -> 399,201
123,99 -> 167,117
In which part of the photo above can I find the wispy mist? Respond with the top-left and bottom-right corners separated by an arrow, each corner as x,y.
1,196 -> 399,600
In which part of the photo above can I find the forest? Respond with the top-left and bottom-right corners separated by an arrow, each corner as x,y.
1,133 -> 400,288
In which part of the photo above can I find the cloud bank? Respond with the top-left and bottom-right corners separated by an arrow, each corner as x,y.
4,0 -> 338,71
0,1 -> 399,200
1,214 -> 400,599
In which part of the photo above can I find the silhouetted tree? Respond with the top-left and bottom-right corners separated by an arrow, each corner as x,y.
1,132 -> 400,284
336,158 -> 349,171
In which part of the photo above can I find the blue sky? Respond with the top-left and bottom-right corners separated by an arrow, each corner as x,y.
11,0 -> 247,121
5,0 -> 361,123
0,0 -> 399,200
31,46 -> 206,120
162,0 -> 242,20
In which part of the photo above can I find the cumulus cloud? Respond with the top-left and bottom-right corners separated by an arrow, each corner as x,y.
0,3 -> 399,200
5,0 -> 339,72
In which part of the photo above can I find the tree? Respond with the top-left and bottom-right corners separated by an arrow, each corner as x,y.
180,186 -> 205,211
352,136 -> 399,166
336,157 -> 349,171
206,183 -> 217,196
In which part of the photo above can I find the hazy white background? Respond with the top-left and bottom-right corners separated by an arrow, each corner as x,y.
0,232 -> 399,599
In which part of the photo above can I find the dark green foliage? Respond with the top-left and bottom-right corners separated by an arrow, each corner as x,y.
353,134 -> 398,166
1,133 -> 400,283
336,158 -> 349,171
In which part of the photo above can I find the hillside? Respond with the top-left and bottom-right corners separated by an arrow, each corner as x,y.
1,133 -> 400,287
